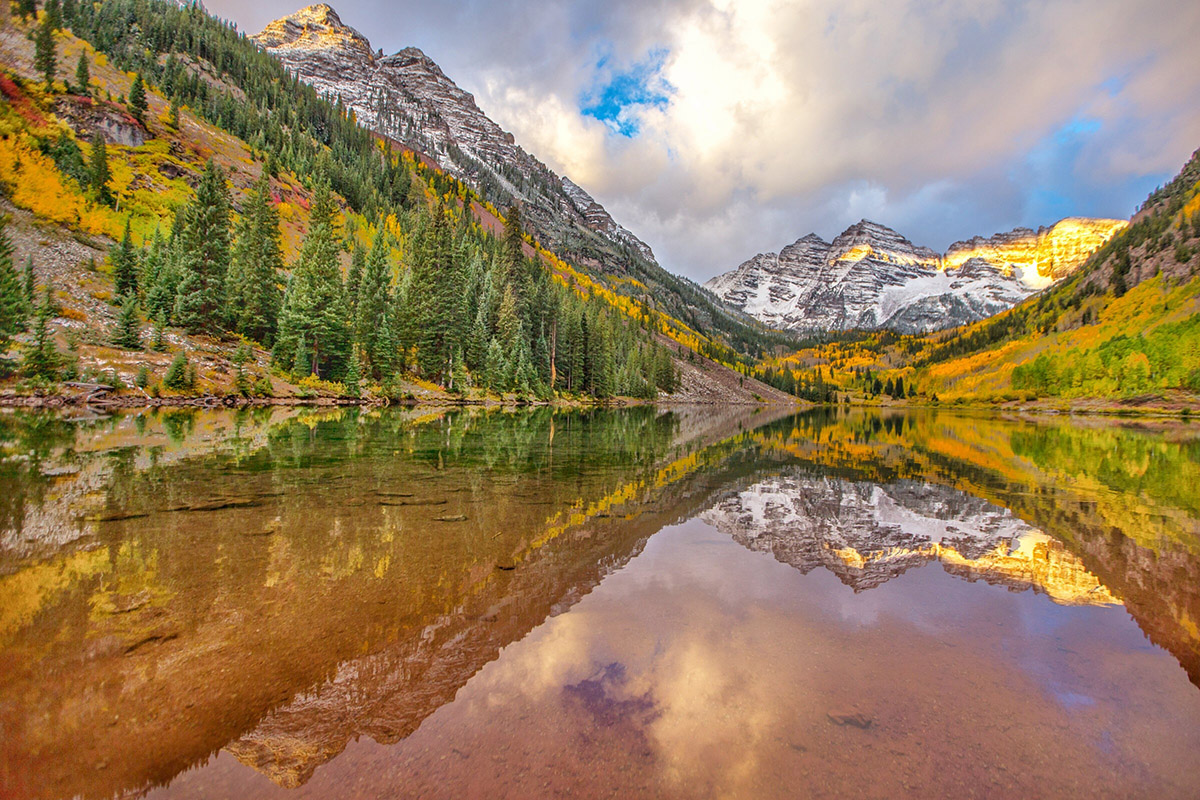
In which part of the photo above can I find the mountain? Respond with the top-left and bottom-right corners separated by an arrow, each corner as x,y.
253,4 -> 653,265
705,217 -> 1126,334
701,474 -> 1118,604
252,4 -> 782,358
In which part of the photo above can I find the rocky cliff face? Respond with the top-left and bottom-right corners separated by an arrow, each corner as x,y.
705,217 -> 1126,334
701,474 -> 1119,605
253,4 -> 654,265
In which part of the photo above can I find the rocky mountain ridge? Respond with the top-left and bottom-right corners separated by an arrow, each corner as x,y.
253,4 -> 654,265
705,217 -> 1127,334
701,474 -> 1119,605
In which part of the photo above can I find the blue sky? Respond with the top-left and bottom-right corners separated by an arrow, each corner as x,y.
210,0 -> 1200,281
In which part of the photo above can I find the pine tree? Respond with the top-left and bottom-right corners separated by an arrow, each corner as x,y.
410,202 -> 462,384
22,255 -> 36,311
232,342 -> 251,394
163,351 -> 189,390
74,52 -> 89,97
502,203 -> 525,290
173,159 -> 231,334
344,347 -> 362,396
355,227 -> 392,379
111,220 -> 137,297
484,337 -> 505,389
16,0 -> 36,22
167,95 -> 181,130
21,285 -> 61,381
45,0 -> 62,30
112,294 -> 141,350
88,132 -> 113,207
0,219 -> 28,367
128,73 -> 148,125
151,311 -> 166,351
345,243 -> 365,317
228,175 -> 282,345
275,181 -> 348,377
34,14 -> 57,89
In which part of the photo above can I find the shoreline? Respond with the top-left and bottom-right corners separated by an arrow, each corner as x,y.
0,390 -> 1195,419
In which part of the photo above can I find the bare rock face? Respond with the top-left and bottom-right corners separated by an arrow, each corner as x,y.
53,97 -> 146,147
701,474 -> 1119,605
705,217 -> 1127,334
253,5 -> 655,265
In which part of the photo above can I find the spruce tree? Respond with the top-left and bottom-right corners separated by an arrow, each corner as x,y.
74,52 -> 89,97
410,203 -> 463,384
111,220 -> 137,298
45,0 -> 62,30
16,0 -> 36,21
163,351 -> 189,390
34,13 -> 57,89
128,73 -> 147,125
228,175 -> 282,345
112,294 -> 141,350
21,285 -> 61,381
355,227 -> 392,378
173,159 -> 231,334
151,311 -> 166,351
0,219 -> 28,367
167,95 -> 180,129
88,133 -> 113,207
274,181 -> 347,377
502,204 -> 525,290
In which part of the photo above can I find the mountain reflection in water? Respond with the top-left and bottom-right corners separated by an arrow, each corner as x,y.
0,406 -> 1198,799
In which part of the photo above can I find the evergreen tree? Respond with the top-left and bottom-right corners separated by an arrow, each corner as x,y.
355,227 -> 392,379
21,285 -> 61,381
45,0 -> 62,30
502,204 -> 525,289
112,294 -> 141,350
110,219 -> 137,297
151,311 -> 166,351
232,342 -> 251,394
344,347 -> 362,396
173,159 -> 231,334
228,175 -> 282,345
163,351 -> 189,389
345,243 -> 365,317
274,181 -> 348,377
34,13 -> 57,88
16,0 -> 36,22
167,95 -> 180,129
0,219 -> 28,367
409,203 -> 462,384
74,51 -> 89,97
88,132 -> 113,206
128,73 -> 148,124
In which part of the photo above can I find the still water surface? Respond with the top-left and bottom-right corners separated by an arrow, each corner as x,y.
1,405 -> 1198,798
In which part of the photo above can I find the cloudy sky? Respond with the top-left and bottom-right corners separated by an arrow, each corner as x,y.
209,0 -> 1200,282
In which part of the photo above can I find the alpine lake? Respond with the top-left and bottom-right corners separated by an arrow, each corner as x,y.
1,404 -> 1198,799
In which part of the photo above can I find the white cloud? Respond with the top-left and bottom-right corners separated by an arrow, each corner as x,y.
214,0 -> 1200,281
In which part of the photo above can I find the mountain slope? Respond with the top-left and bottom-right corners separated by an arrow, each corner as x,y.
253,5 -> 652,264
706,217 -> 1126,334
252,4 -> 784,359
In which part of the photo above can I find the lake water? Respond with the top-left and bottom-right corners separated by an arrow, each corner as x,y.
1,405 -> 1198,799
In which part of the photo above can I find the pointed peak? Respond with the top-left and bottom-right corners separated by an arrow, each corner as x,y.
255,4 -> 373,60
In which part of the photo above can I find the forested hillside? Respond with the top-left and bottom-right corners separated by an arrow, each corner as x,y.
748,148 -> 1200,410
0,0 -> 792,403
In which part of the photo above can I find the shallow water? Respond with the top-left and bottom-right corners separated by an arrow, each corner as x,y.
1,405 -> 1198,799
